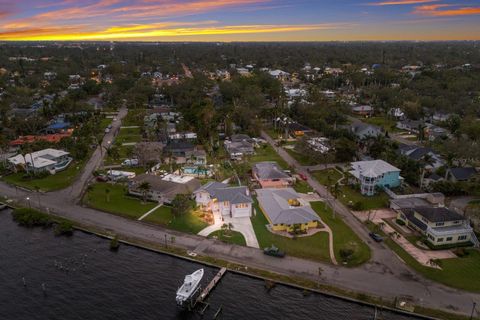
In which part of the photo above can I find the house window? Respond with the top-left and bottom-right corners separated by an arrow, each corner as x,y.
435,222 -> 444,227
236,203 -> 248,209
437,238 -> 444,243
458,235 -> 467,241
446,237 -> 453,241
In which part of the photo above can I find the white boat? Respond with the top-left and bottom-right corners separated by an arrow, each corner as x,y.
176,268 -> 204,306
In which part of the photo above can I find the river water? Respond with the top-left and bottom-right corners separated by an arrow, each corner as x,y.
0,209 -> 423,320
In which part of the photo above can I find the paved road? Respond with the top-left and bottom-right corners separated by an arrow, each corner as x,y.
58,106 -> 128,202
347,116 -> 419,147
0,118 -> 478,316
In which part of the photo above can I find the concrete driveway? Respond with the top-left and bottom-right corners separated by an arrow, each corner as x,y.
198,211 -> 260,249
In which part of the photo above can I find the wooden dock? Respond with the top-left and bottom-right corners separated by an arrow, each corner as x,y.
196,267 -> 227,304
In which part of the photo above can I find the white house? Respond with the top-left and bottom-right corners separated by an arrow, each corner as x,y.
8,148 -> 72,174
269,69 -> 290,80
194,182 -> 253,218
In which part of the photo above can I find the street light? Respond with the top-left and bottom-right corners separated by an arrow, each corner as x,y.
26,197 -> 31,208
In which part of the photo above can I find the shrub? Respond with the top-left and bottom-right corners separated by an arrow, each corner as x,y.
351,201 -> 364,211
12,208 -> 52,227
110,235 -> 120,251
396,219 -> 406,226
339,248 -> 355,262
54,221 -> 74,236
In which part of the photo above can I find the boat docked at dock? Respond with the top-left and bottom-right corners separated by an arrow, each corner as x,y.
176,269 -> 204,306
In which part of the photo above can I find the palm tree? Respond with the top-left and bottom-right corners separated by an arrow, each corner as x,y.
138,182 -> 151,204
221,223 -> 228,236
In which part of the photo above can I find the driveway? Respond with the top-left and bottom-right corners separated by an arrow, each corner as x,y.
353,209 -> 456,267
198,210 -> 260,248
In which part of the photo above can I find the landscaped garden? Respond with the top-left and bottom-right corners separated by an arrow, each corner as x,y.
249,144 -> 289,169
311,168 -> 343,187
250,198 -> 335,264
310,202 -> 371,267
3,160 -> 86,192
337,185 -> 390,210
83,183 -> 209,234
144,205 -> 208,234
208,229 -> 247,246
293,180 -> 314,193
83,182 -> 157,219
365,221 -> 480,292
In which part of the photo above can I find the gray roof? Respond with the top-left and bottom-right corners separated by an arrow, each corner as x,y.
414,206 -> 465,223
231,134 -> 253,143
226,140 -> 254,154
351,122 -> 382,138
256,188 -> 319,225
391,197 -> 430,209
350,160 -> 400,178
449,167 -> 477,181
253,162 -> 290,180
194,181 -> 252,204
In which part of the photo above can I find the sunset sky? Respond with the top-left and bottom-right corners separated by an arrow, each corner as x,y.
0,0 -> 479,41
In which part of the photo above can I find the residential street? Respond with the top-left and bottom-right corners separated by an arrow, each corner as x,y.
0,122 -> 478,317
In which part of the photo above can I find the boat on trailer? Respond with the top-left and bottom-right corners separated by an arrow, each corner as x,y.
176,268 -> 204,306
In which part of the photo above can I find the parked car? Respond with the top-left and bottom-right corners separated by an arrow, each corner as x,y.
122,159 -> 139,167
104,128 -> 110,134
263,245 -> 285,257
298,173 -> 308,181
369,232 -> 384,242
96,175 -> 108,182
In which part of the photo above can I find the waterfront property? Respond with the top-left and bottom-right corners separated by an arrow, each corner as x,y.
397,206 -> 477,247
256,188 -> 320,233
129,173 -> 200,204
349,160 -> 402,196
194,182 -> 253,218
252,161 -> 293,189
8,148 -> 72,174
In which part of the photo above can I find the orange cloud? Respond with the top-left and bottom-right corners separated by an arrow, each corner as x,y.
413,4 -> 480,16
0,22 -> 350,41
368,0 -> 438,5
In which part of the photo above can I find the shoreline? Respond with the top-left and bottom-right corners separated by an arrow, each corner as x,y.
1,203 -> 476,319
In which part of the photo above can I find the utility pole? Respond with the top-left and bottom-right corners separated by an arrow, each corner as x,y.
470,302 -> 477,320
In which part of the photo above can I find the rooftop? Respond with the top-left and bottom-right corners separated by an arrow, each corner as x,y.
256,188 -> 319,225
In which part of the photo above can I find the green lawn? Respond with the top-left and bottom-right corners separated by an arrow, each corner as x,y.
338,185 -> 390,210
362,116 -> 398,132
251,198 -> 332,263
285,148 -> 316,166
310,202 -> 371,267
83,183 -> 156,219
208,230 -> 247,246
144,205 -> 208,234
293,180 -> 314,193
312,168 -> 343,187
3,160 -> 85,192
365,221 -> 480,292
99,118 -> 112,129
249,144 -> 289,169
103,145 -> 134,166
116,127 -> 142,144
